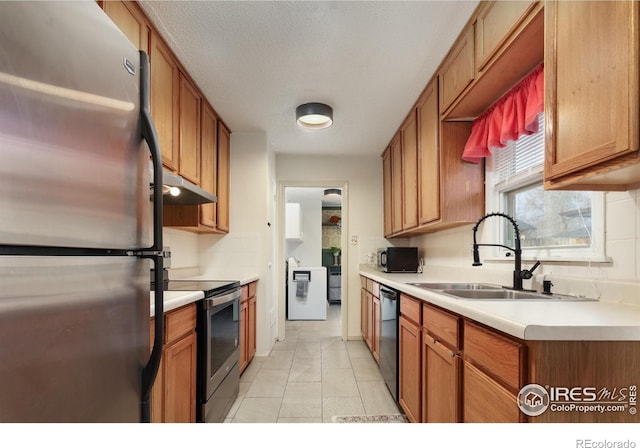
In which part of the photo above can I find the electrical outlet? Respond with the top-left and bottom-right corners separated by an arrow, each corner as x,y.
351,235 -> 358,245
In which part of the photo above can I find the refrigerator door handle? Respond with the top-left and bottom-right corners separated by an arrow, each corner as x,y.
139,50 -> 164,423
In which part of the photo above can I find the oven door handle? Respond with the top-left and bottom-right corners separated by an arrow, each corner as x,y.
203,289 -> 241,308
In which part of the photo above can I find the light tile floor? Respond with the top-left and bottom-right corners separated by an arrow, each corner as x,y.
225,304 -> 402,423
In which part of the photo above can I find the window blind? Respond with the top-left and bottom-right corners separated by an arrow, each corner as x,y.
493,113 -> 544,188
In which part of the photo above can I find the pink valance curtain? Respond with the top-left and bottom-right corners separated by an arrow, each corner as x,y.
462,64 -> 544,163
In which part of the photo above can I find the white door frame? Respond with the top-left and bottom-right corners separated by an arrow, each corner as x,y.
276,180 -> 349,341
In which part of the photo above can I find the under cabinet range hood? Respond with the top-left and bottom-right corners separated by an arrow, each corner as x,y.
150,164 -> 217,205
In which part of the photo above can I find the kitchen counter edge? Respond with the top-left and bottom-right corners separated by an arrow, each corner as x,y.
359,266 -> 640,341
149,276 -> 260,317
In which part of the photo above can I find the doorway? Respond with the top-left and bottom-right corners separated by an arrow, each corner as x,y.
277,182 -> 348,342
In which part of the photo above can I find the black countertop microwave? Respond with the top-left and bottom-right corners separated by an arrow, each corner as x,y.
377,247 -> 420,273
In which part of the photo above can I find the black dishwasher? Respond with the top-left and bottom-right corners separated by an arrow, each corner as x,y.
379,285 -> 400,401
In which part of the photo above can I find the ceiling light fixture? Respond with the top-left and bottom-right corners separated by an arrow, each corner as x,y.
323,188 -> 341,198
296,102 -> 333,129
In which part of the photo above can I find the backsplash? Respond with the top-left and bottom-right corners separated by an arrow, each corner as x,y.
408,189 -> 640,307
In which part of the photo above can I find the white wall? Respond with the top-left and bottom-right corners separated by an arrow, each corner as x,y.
277,154 -> 388,339
162,150 -> 276,353
285,187 -> 323,266
409,189 -> 640,306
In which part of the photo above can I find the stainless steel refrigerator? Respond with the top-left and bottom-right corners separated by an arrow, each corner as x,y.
0,2 -> 166,422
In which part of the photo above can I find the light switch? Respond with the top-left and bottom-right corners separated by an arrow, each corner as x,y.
351,235 -> 358,245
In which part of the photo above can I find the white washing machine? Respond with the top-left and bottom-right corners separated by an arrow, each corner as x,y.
288,266 -> 327,320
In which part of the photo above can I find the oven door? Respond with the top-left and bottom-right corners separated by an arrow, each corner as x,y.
203,288 -> 241,400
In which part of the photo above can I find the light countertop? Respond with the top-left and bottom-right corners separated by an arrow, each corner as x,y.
149,275 -> 259,317
150,290 -> 203,317
359,265 -> 640,341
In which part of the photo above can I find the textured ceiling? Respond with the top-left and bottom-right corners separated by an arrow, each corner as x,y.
139,1 -> 479,156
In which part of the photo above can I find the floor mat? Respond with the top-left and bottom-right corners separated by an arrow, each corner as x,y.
331,414 -> 408,423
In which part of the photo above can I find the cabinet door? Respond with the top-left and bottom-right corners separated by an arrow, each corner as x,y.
239,300 -> 248,373
200,102 -> 218,229
365,292 -> 374,351
248,295 -> 257,360
216,122 -> 230,233
150,34 -> 179,171
475,1 -> 536,72
390,134 -> 403,234
439,26 -> 475,113
423,336 -> 460,422
544,1 -> 640,187
398,315 -> 421,422
372,295 -> 381,363
382,148 -> 393,237
401,112 -> 418,230
102,1 -> 149,53
163,332 -> 197,423
417,81 -> 440,225
178,74 -> 201,185
360,288 -> 368,339
463,361 -> 520,423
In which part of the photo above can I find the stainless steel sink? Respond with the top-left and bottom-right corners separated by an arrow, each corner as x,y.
409,282 -> 501,290
441,288 -> 596,301
407,282 -> 596,301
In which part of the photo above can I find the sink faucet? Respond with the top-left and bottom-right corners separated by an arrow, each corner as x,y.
472,212 -> 540,291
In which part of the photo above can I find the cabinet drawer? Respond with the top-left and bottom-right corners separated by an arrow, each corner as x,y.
370,281 -> 380,298
241,284 -> 249,303
423,303 -> 460,350
463,361 -> 520,423
165,303 -> 196,345
463,321 -> 524,392
248,281 -> 257,298
400,294 -> 421,325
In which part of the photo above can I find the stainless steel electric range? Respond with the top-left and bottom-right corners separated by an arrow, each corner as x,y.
160,279 -> 241,423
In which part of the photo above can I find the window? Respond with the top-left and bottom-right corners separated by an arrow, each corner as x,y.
487,113 -> 605,261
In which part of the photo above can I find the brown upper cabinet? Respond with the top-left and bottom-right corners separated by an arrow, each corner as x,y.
390,133 -> 403,235
439,26 -> 475,115
417,80 -> 440,226
475,1 -> 538,73
443,1 -> 543,120
102,1 -> 231,234
101,1 -> 149,53
544,0 -> 640,191
163,110 -> 229,234
401,112 -> 419,230
178,74 -> 201,185
382,148 -> 393,236
382,1 -> 549,238
216,122 -> 231,233
199,102 -> 218,229
150,33 -> 180,172
383,77 -> 484,238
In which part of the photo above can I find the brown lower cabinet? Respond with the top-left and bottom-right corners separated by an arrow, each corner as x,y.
150,302 -> 197,423
239,281 -> 258,374
420,302 -> 461,423
360,277 -> 380,363
363,280 -> 640,423
399,316 -> 421,422
462,320 -> 526,423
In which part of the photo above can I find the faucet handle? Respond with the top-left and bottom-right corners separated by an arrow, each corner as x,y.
520,260 -> 541,280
